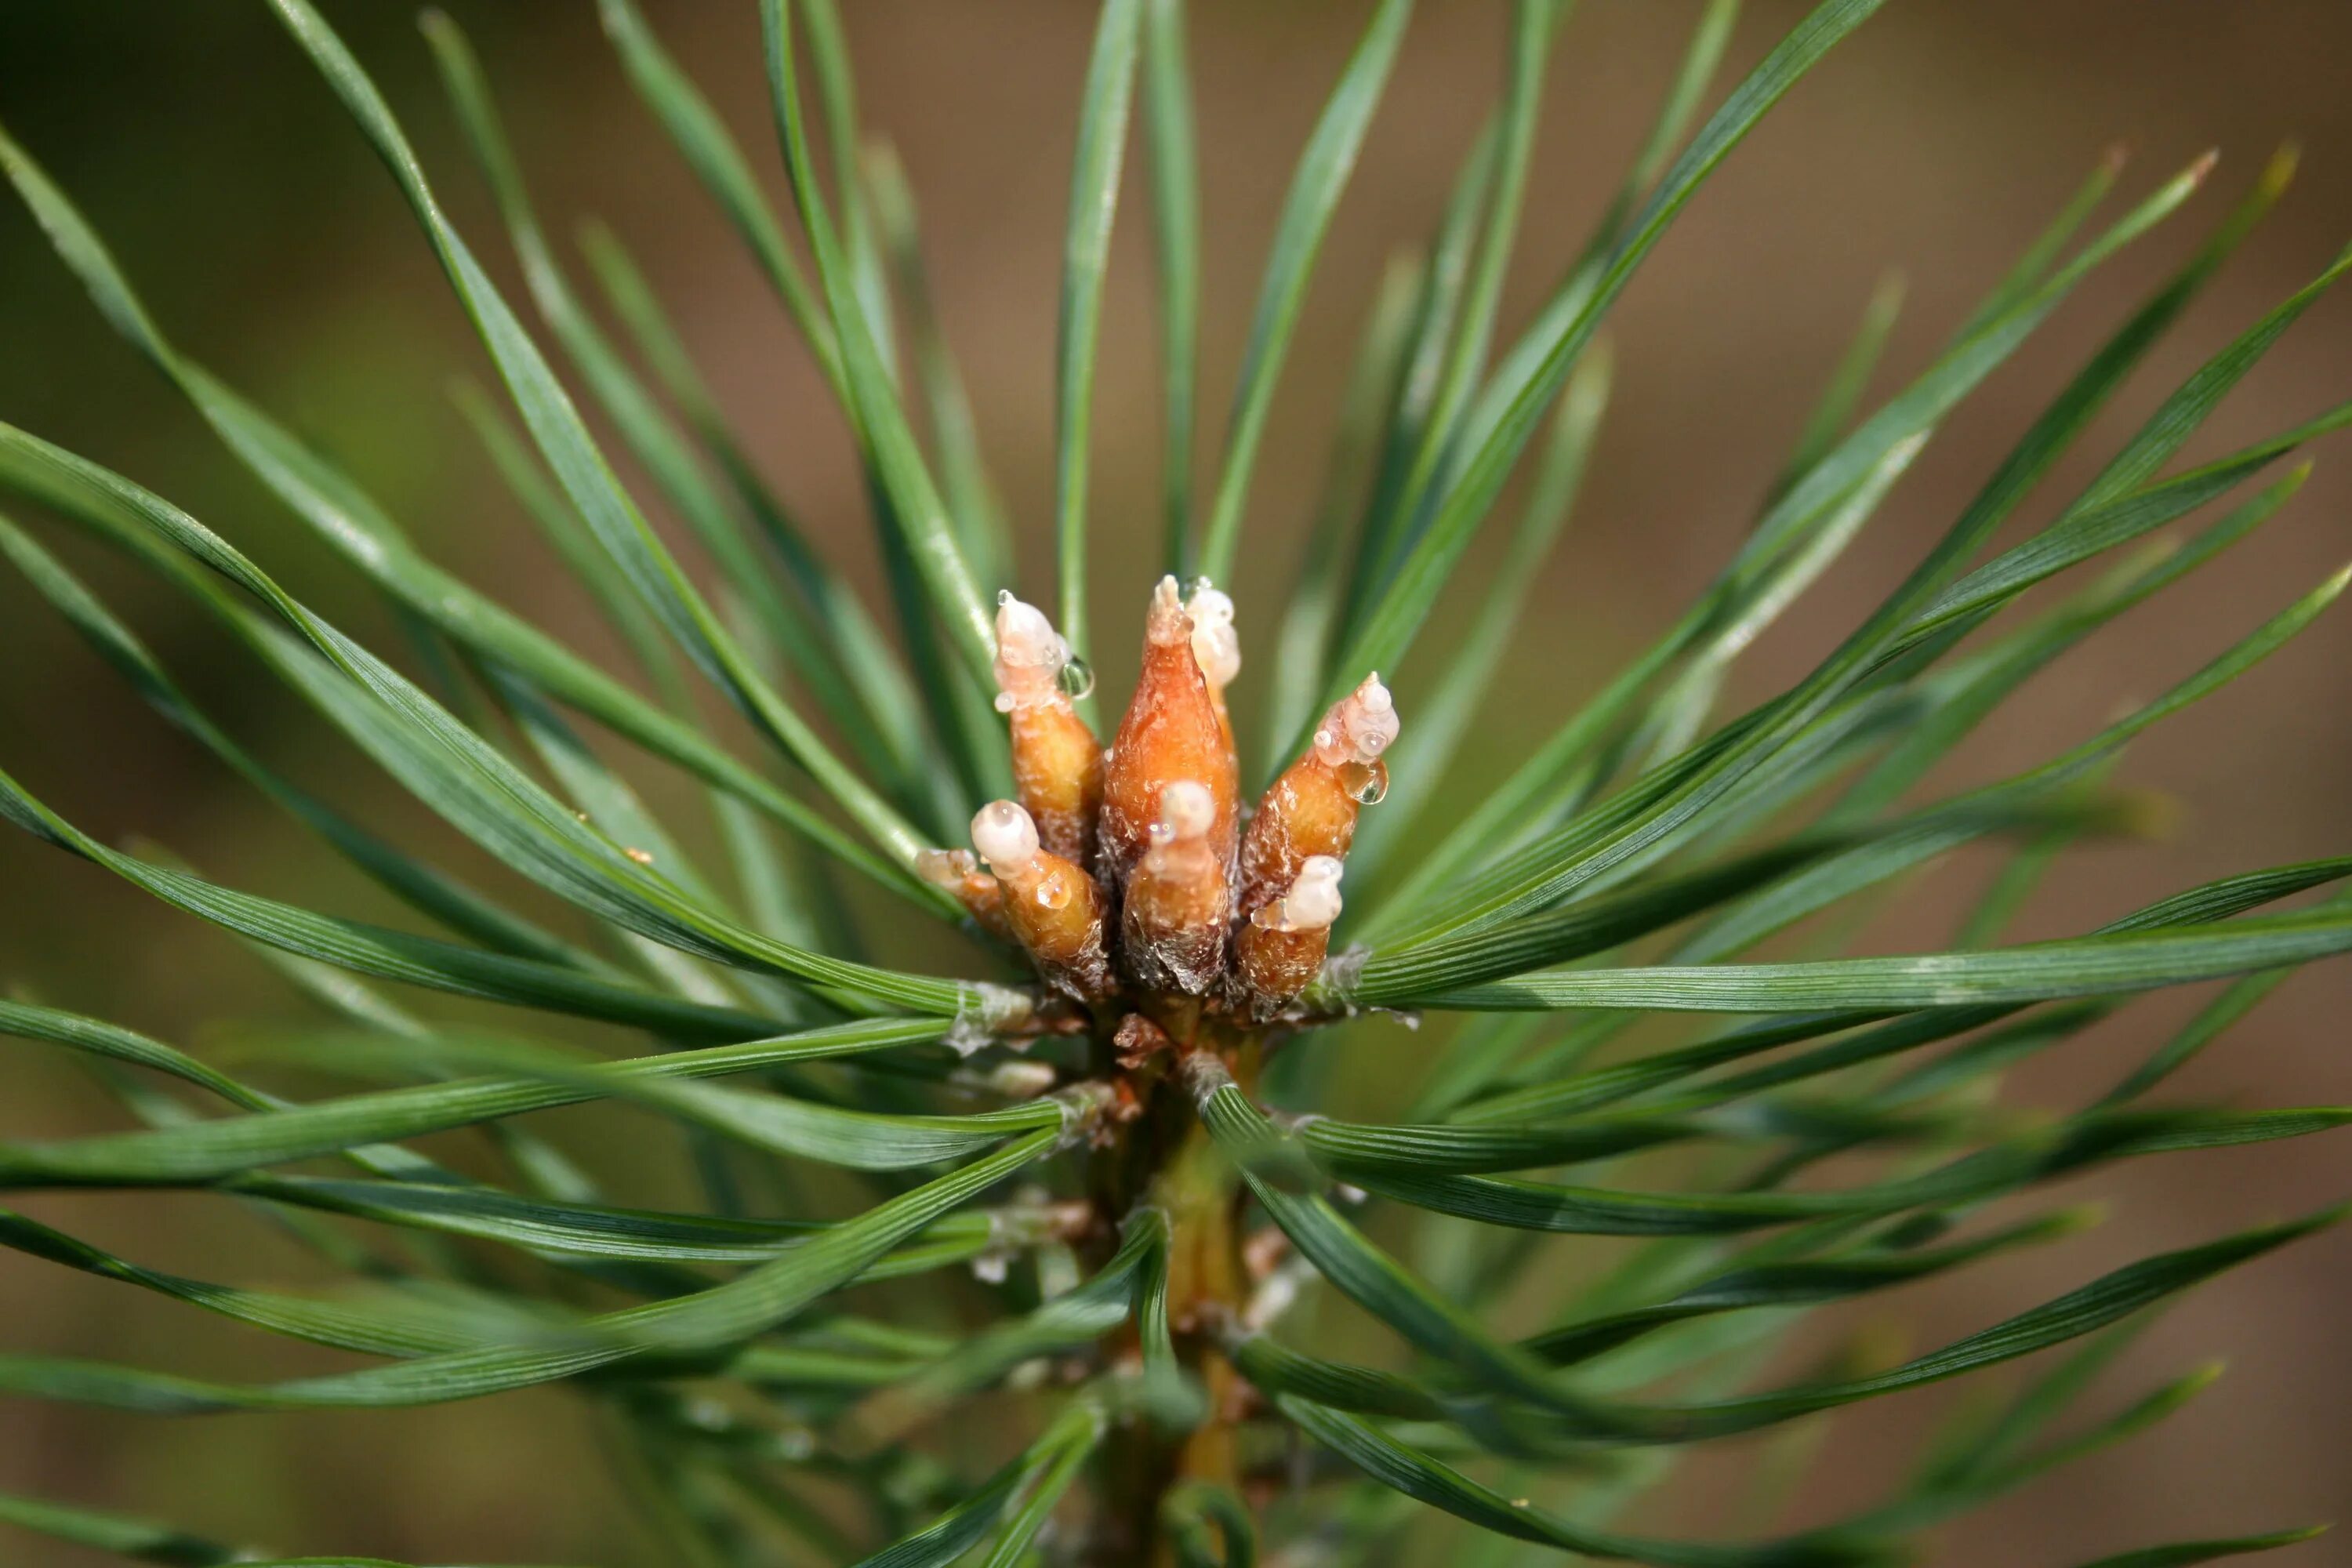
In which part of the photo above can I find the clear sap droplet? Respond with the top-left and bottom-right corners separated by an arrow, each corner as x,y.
1348,760 -> 1390,805
1058,657 -> 1094,699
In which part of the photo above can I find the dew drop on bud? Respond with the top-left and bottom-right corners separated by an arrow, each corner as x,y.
1058,656 -> 1094,699
1348,761 -> 1389,805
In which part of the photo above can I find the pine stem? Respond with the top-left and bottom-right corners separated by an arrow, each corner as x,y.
1091,1016 -> 1258,1562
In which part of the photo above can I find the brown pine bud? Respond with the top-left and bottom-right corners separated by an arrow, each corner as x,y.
1235,855 -> 1343,1019
992,592 -> 1103,866
915,847 -> 1011,941
1185,580 -> 1241,762
1239,673 -> 1398,914
1119,780 -> 1229,995
1098,575 -> 1240,887
971,800 -> 1115,1000
1112,1011 -> 1174,1069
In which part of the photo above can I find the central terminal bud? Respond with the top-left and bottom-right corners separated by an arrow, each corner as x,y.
935,576 -> 1399,1032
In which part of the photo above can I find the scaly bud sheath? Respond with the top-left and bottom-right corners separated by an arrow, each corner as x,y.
1238,673 -> 1398,913
915,848 -> 1011,941
971,800 -> 1116,1000
1120,779 -> 1229,995
1235,855 -> 1343,1018
992,591 -> 1104,866
1099,575 -> 1240,886
1185,580 -> 1241,760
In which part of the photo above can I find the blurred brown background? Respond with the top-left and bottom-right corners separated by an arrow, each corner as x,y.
1,2 -> 2347,1563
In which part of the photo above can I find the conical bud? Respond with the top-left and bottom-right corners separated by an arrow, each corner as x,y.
1120,779 -> 1229,995
1238,673 -> 1397,914
991,591 -> 1104,866
916,847 -> 1011,941
1098,575 -> 1239,887
1235,855 -> 1342,1018
971,800 -> 1114,1000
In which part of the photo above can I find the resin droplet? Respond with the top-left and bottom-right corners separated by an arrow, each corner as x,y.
1120,779 -> 1230,996
1311,671 -> 1399,769
1185,579 -> 1242,760
1236,855 -> 1343,1019
1258,855 -> 1343,931
1239,673 -> 1399,915
1058,657 -> 1095,700
971,799 -> 1040,867
992,592 -> 1104,866
971,800 -> 1114,1000
1098,575 -> 1240,889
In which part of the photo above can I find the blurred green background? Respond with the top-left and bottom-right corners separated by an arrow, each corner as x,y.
2,2 -> 2347,1563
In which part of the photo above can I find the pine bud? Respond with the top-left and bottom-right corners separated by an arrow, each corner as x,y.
1239,673 -> 1397,914
991,591 -> 1103,866
1235,855 -> 1343,1018
915,847 -> 1011,941
971,800 -> 1115,1000
1112,1011 -> 1174,1069
1098,575 -> 1240,887
1120,779 -> 1229,995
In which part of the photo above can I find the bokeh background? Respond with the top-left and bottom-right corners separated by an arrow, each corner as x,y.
2,2 -> 2348,1563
